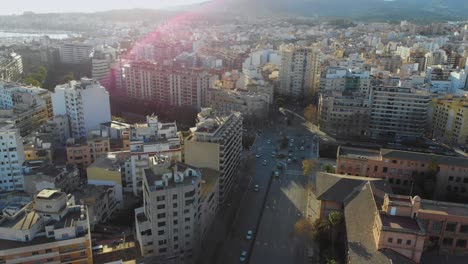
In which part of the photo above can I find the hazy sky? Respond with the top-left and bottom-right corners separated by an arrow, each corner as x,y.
0,0 -> 208,15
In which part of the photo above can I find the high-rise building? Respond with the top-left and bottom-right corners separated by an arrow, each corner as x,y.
0,189 -> 93,263
52,78 -> 111,139
0,52 -> 23,82
59,42 -> 94,64
134,159 -> 219,263
129,115 -> 182,195
369,87 -> 430,140
279,44 -> 321,97
184,108 -> 242,203
0,125 -> 24,191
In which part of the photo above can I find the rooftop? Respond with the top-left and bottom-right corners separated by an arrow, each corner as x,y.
36,189 -> 62,200
88,152 -> 130,171
420,199 -> 468,218
380,213 -> 423,233
337,146 -> 382,161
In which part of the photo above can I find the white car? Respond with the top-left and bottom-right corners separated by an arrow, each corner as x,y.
274,171 -> 280,177
263,160 -> 267,165
255,154 -> 261,158
254,184 -> 259,192
287,158 -> 292,164
300,146 -> 305,151
246,230 -> 253,240
240,251 -> 248,262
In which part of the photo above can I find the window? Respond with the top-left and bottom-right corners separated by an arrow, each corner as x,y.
174,236 -> 178,241
173,212 -> 178,217
383,167 -> 388,173
159,248 -> 167,253
158,240 -> 167,246
184,209 -> 190,214
147,242 -> 153,246
397,239 -> 402,244
464,178 -> 468,183
432,221 -> 443,234
456,239 -> 467,248
157,221 -> 166,227
185,226 -> 190,230
47,258 -> 54,262
460,225 -> 468,233
173,203 -> 178,208
456,177 -> 461,182
406,240 -> 411,246
32,251 -> 39,256
173,220 -> 178,225
158,230 -> 164,235
157,213 -> 166,219
157,196 -> 165,201
173,194 -> 178,199
446,222 -> 457,232
449,176 -> 454,181
388,237 -> 393,244
45,249 -> 52,253
157,204 -> 165,210
185,217 -> 190,222
443,238 -> 453,246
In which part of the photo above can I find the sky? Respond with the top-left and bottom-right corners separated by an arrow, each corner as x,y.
0,0 -> 209,15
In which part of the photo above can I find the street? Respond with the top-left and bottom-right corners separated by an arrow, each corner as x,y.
216,114 -> 319,264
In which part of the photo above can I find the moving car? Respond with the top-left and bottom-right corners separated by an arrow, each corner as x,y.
246,230 -> 253,240
254,184 -> 259,192
240,251 -> 248,262
263,160 -> 267,165
274,171 -> 280,177
255,154 -> 261,158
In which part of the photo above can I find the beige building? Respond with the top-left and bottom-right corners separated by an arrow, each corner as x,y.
431,96 -> 468,145
0,189 -> 93,264
279,44 -> 321,97
66,136 -> 110,167
184,108 -> 242,203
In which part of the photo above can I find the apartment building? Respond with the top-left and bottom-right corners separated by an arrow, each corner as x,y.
184,108 -> 242,203
123,61 -> 216,109
75,184 -> 119,229
369,86 -> 430,140
279,44 -> 321,97
320,67 -> 371,95
66,136 -> 110,168
23,134 -> 53,162
431,96 -> 468,145
129,115 -> 182,195
207,88 -> 270,118
0,52 -> 23,82
135,161 -> 203,264
0,81 -> 53,136
23,163 -> 80,195
0,124 -> 25,192
52,78 -> 111,139
336,146 -> 468,199
59,42 -> 94,64
318,92 -> 370,138
0,189 -> 93,264
91,47 -> 117,88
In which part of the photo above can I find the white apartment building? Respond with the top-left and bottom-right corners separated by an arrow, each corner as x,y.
130,115 -> 182,195
207,88 -> 270,118
52,78 -> 111,139
184,108 -> 242,203
135,161 -> 202,264
320,67 -> 371,95
0,52 -> 23,82
279,44 -> 321,97
0,125 -> 25,191
0,189 -> 93,264
369,86 -> 431,140
59,42 -> 94,64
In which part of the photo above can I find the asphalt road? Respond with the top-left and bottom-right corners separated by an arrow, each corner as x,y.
217,117 -> 319,264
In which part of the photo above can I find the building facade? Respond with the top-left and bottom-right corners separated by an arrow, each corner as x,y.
52,78 -> 111,139
0,126 -> 25,192
59,42 -> 94,65
431,97 -> 468,145
369,87 -> 430,140
0,189 -> 93,264
184,108 -> 242,204
0,52 -> 23,82
66,137 -> 110,168
279,44 -> 321,97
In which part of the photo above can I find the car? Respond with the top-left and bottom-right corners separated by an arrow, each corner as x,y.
290,138 -> 294,142
240,251 -> 248,262
274,171 -> 280,177
255,154 -> 261,158
271,153 -> 276,158
263,160 -> 267,165
289,143 -> 293,147
287,158 -> 292,164
254,184 -> 259,192
246,230 -> 253,240
288,153 -> 292,157
300,146 -> 305,151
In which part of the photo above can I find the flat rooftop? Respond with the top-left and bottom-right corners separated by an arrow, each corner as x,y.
420,200 -> 468,217
338,146 -> 381,160
380,213 -> 422,232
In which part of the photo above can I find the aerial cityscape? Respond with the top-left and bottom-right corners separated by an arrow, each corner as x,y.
1,0 -> 468,264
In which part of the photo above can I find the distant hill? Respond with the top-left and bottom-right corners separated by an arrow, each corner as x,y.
215,0 -> 468,21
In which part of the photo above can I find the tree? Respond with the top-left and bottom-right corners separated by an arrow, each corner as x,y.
24,77 -> 41,87
112,116 -> 126,123
328,211 -> 343,257
303,159 -> 319,175
323,164 -> 335,173
37,66 -> 48,76
304,104 -> 318,124
294,218 -> 314,242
